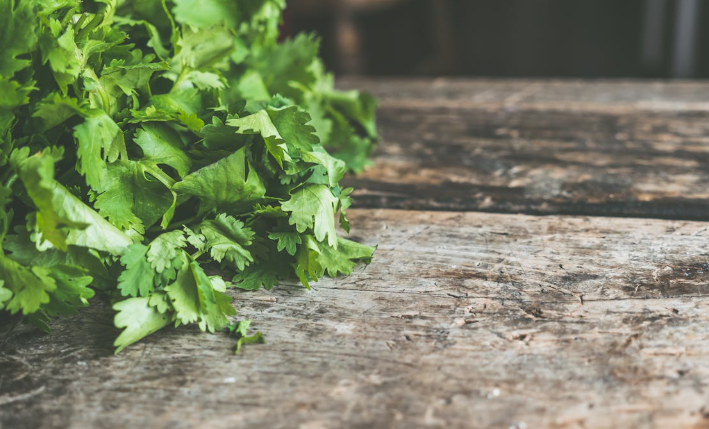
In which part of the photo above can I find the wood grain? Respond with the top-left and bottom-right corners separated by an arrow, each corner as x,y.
3,209 -> 709,429
340,79 -> 709,220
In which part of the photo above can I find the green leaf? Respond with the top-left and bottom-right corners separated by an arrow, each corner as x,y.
281,184 -> 338,248
15,149 -> 133,255
228,110 -> 290,167
228,319 -> 265,355
248,33 -> 320,100
301,147 -> 346,187
43,265 -> 94,317
294,235 -> 322,289
74,110 -> 126,189
39,19 -> 83,92
117,244 -> 154,297
191,260 -> 235,332
268,231 -> 301,256
327,90 -> 378,139
0,254 -> 56,315
149,88 -> 206,117
0,0 -> 38,77
174,148 -> 265,212
233,264 -> 279,291
148,292 -> 171,314
316,237 -> 375,278
172,0 -> 239,30
197,214 -> 254,271
171,25 -> 234,72
268,106 -> 320,155
165,257 -> 200,325
146,230 -> 187,273
32,93 -> 84,131
94,161 -> 176,232
134,123 -> 192,178
113,297 -> 172,353
93,163 -> 145,234
0,77 -> 36,111
0,280 -> 11,310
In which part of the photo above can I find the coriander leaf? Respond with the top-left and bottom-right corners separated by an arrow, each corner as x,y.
0,280 -> 11,310
0,254 -> 56,315
74,110 -> 126,189
191,259 -> 235,332
174,148 -> 265,212
113,297 -> 172,353
316,237 -> 375,278
165,257 -> 200,325
43,264 -> 94,317
146,230 -> 187,273
281,184 -> 338,248
93,163 -> 145,235
117,244 -> 154,297
32,93 -> 84,131
227,110 -> 291,167
15,149 -> 133,255
134,124 -> 192,178
228,319 -> 265,354
301,147 -> 346,188
197,214 -> 254,270
268,231 -> 301,256
247,34 -> 319,100
39,19 -> 83,92
0,76 -> 35,112
0,0 -> 38,77
171,25 -> 235,72
186,70 -> 225,90
294,234 -> 322,289
172,0 -> 239,30
268,106 -> 320,154
148,292 -> 171,314
232,264 -> 279,291
148,88 -> 206,117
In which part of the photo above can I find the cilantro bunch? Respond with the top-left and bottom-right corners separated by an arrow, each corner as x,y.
0,0 -> 377,352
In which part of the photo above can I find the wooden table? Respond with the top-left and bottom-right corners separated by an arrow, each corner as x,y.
4,79 -> 709,429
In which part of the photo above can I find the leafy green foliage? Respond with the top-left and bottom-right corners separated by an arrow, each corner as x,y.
0,0 -> 376,353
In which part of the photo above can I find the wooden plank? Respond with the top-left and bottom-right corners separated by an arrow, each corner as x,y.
339,79 -> 709,220
339,78 -> 709,112
3,209 -> 709,429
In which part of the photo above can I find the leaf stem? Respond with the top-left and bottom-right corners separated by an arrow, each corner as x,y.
170,65 -> 190,93
3,174 -> 17,189
73,13 -> 88,31
61,7 -> 78,28
77,12 -> 104,40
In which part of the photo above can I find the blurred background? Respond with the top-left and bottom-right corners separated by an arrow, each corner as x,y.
283,0 -> 709,79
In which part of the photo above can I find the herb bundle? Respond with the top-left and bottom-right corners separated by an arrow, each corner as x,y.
0,0 -> 377,352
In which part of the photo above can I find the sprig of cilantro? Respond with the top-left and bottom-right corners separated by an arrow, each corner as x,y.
0,0 -> 377,353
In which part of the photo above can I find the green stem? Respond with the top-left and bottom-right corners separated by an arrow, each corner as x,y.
170,66 -> 189,93
190,250 -> 206,260
142,163 -> 176,188
98,87 -> 111,113
3,174 -> 18,189
73,13 -> 88,32
61,7 -> 78,28
76,12 -> 103,40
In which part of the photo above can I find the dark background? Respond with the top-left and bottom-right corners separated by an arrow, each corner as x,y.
284,0 -> 709,78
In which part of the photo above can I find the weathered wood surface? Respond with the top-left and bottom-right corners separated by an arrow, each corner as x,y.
340,79 -> 709,220
5,79 -> 709,429
3,210 -> 709,429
